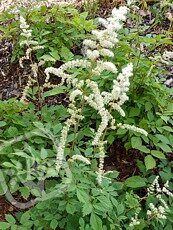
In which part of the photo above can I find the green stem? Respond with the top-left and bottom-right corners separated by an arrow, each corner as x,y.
135,64 -> 155,94
71,97 -> 85,152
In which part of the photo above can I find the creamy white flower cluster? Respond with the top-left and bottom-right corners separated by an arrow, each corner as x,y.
129,214 -> 140,227
0,0 -> 76,14
101,63 -> 133,117
82,6 -> 128,61
56,91 -> 84,171
44,6 -> 147,184
20,76 -> 36,103
19,16 -> 35,52
19,16 -> 45,102
147,176 -> 173,197
127,0 -> 136,6
44,59 -> 91,86
146,176 -> 173,221
163,50 -> 173,62
70,155 -> 91,165
147,203 -> 167,220
96,141 -> 106,185
19,16 -> 44,68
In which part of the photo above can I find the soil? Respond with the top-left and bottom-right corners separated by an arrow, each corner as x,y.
0,196 -> 19,221
105,139 -> 143,180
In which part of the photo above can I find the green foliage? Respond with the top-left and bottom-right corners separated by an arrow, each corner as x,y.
0,4 -> 95,63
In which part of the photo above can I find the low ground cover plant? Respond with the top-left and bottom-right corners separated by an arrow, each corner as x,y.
0,0 -> 173,230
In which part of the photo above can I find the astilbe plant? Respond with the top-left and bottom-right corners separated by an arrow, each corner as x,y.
0,0 -> 76,14
44,5 -> 148,184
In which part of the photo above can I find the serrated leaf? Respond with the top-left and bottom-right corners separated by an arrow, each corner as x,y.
40,148 -> 48,159
60,46 -> 74,61
151,150 -> 166,159
77,189 -> 90,203
5,214 -> 16,224
40,54 -> 56,62
157,142 -> 172,153
116,128 -> 127,135
129,108 -> 140,117
66,203 -> 76,214
0,121 -> 7,127
44,86 -> 67,98
0,169 -> 8,195
20,212 -> 30,225
50,51 -> 60,60
131,136 -> 142,149
53,123 -> 62,135
155,134 -> 170,145
50,219 -> 58,230
33,122 -> 44,129
82,203 -> 92,216
2,162 -> 15,168
97,196 -> 112,210
90,212 -> 103,230
93,203 -> 106,213
31,188 -> 41,197
145,155 -> 156,170
46,168 -> 58,178
19,187 -> 30,199
125,176 -> 146,188
145,102 -> 152,111
0,222 -> 11,229
137,145 -> 150,153
162,126 -> 173,132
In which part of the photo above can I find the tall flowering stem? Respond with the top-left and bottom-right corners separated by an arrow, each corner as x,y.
44,6 -> 147,184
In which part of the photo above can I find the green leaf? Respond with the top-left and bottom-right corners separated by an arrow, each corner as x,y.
53,123 -> 62,135
7,127 -> 18,137
131,136 -> 142,149
116,128 -> 127,135
33,122 -> 44,129
60,46 -> 74,61
44,86 -> 67,98
157,142 -> 172,153
82,203 -> 92,216
2,162 -> 15,168
145,155 -> 156,170
50,219 -> 58,230
66,203 -> 76,214
145,102 -> 152,111
46,168 -> 58,177
5,214 -> 16,224
20,212 -> 30,225
0,222 -> 11,229
125,192 -> 139,209
129,108 -> 140,117
90,212 -> 103,230
0,121 -> 7,127
19,187 -> 30,199
41,148 -> 48,159
147,111 -> 154,121
125,176 -> 146,188
50,51 -> 60,60
97,196 -> 112,210
162,126 -> 173,132
155,134 -> 170,145
67,133 -> 76,143
77,189 -> 90,203
0,169 -> 8,195
40,54 -> 56,62
151,150 -> 166,159
137,145 -> 150,153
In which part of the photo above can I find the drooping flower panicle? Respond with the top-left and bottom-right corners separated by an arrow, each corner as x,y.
43,6 -> 147,184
